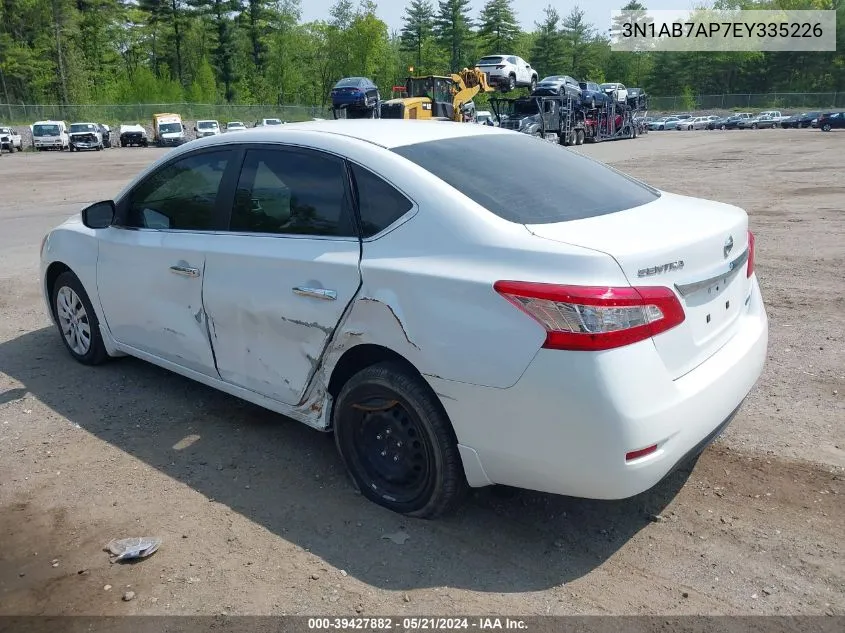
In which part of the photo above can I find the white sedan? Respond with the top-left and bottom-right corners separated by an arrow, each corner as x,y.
39,120 -> 768,518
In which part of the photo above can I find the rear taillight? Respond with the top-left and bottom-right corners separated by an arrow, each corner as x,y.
746,230 -> 755,278
493,281 -> 685,352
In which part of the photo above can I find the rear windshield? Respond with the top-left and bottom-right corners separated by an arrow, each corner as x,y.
392,135 -> 660,224
336,78 -> 362,87
70,124 -> 96,133
477,56 -> 503,65
198,121 -> 218,128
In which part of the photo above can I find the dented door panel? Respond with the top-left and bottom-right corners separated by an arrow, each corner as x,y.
201,236 -> 362,406
96,229 -> 219,376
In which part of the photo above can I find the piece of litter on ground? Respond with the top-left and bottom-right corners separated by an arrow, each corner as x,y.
381,531 -> 410,545
123,591 -> 136,602
104,584 -> 112,591
105,537 -> 162,563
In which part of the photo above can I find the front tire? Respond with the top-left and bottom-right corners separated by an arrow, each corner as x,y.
821,124 -> 832,132
333,361 -> 467,518
51,271 -> 108,365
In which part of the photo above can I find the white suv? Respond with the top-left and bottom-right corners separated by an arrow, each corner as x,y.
475,55 -> 538,92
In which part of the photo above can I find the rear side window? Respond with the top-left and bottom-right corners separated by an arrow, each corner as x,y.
349,164 -> 413,238
230,148 -> 356,237
392,135 -> 659,224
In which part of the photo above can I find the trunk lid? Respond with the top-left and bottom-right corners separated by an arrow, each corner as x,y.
525,190 -> 753,379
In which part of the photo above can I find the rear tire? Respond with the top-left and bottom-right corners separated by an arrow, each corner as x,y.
333,361 -> 467,518
508,74 -> 516,91
51,271 -> 109,366
822,124 -> 832,132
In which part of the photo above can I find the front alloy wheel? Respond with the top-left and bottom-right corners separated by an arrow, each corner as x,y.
333,362 -> 466,518
52,271 -> 108,365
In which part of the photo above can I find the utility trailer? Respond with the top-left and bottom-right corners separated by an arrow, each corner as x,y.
490,95 -> 586,146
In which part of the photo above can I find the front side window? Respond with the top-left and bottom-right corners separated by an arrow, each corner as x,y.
349,164 -> 413,238
124,150 -> 230,230
230,148 -> 356,238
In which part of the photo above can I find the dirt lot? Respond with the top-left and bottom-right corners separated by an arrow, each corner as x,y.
0,130 -> 842,616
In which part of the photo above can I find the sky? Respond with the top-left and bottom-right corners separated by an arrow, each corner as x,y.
300,1 -> 703,35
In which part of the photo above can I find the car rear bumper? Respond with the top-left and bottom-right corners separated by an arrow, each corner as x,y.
426,276 -> 768,499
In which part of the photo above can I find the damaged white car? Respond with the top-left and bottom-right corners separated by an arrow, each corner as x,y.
39,120 -> 768,518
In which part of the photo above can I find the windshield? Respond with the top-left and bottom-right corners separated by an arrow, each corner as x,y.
393,135 -> 659,224
228,122 -> 244,127
197,121 -> 218,129
406,77 -> 453,103
477,56 -> 504,65
265,119 -> 282,125
159,122 -> 182,134
0,127 -> 9,134
513,100 -> 539,116
540,76 -> 564,83
33,124 -> 61,136
70,124 -> 96,133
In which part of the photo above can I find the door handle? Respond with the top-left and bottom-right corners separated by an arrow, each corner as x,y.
292,287 -> 337,301
169,264 -> 200,277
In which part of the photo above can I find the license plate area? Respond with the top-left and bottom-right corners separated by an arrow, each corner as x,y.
685,274 -> 746,345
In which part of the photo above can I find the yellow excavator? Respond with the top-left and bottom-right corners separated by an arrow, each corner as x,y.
379,68 -> 496,122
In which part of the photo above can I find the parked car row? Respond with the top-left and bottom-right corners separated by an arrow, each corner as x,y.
646,109 -> 844,132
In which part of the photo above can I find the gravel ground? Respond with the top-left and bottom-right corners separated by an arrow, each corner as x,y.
0,128 -> 843,616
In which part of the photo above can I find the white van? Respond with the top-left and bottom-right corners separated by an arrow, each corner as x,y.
32,120 -> 70,151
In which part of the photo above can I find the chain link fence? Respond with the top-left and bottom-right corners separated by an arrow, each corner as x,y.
649,92 -> 844,113
0,103 -> 331,125
1,93 -> 842,125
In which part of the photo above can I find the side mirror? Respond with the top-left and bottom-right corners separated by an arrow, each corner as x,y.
81,200 -> 115,229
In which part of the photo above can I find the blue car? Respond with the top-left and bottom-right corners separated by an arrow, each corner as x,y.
330,77 -> 381,110
578,81 -> 610,109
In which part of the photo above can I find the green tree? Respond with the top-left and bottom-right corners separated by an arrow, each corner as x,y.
530,5 -> 564,78
477,0 -> 520,54
434,0 -> 475,72
560,7 -> 598,79
189,0 -> 240,101
400,0 -> 434,71
138,0 -> 187,84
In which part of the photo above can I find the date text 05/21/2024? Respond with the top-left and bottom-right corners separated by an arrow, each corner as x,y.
307,618 -> 528,630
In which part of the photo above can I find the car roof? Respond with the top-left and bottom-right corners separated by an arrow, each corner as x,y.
180,119 -> 512,152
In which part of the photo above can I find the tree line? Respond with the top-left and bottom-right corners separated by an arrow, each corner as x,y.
0,0 -> 842,109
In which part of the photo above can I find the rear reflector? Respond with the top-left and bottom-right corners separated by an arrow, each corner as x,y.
746,230 -> 755,278
626,444 -> 658,461
493,281 -> 685,351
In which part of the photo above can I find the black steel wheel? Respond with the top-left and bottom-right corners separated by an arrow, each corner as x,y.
333,361 -> 467,518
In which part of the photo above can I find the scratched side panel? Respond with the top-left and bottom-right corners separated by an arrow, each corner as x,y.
201,234 -> 362,406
